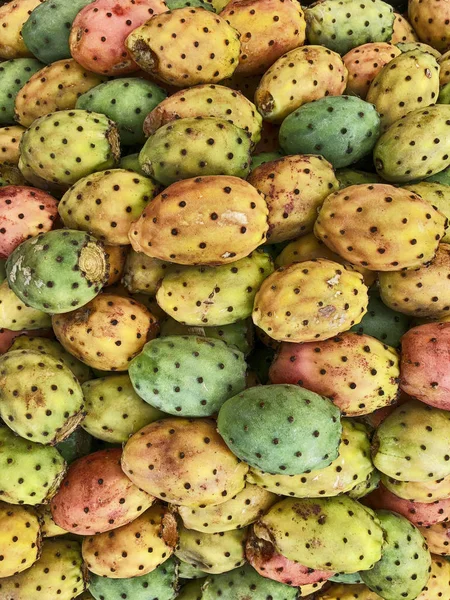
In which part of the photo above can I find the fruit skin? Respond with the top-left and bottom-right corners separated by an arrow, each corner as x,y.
129,335 -> 247,417
372,400 -> 450,483
70,0 -> 167,76
350,293 -> 411,347
247,155 -> 339,244
59,169 -> 159,246
52,293 -> 159,371
76,77 -> 167,146
0,0 -> 45,59
253,496 -> 384,573
419,522 -> 450,555
367,50 -> 440,131
279,96 -> 381,169
314,184 -> 447,271
143,83 -> 262,145
122,250 -> 169,296
220,0 -> 306,76
305,0 -> 395,55
0,59 -> 43,125
217,383 -> 342,475
409,0 -> 450,53
55,427 -> 92,464
343,42 -> 401,99
0,280 -> 52,331
50,448 -> 154,535
254,45 -> 348,123
374,105 -> 450,183
82,503 -> 178,578
0,424 -> 66,505
0,186 -> 58,259
253,259 -> 368,343
129,175 -> 268,266
0,125 -> 25,165
176,580 -> 204,600
6,229 -> 109,314
417,555 -> 450,600
0,164 -> 27,188
139,117 -> 252,186
15,59 -> 106,128
121,417 -> 248,506
318,584 -> 382,600
0,501 -> 41,577
404,182 -> 450,243
381,473 -> 450,504
390,12 -> 418,44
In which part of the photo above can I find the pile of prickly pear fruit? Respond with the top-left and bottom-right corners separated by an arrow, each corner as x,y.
2,0 -> 450,598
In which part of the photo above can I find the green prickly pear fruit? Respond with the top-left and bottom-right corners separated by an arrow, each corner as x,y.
343,43 -> 401,99
0,349 -> 85,445
391,13 -> 418,45
122,417 -> 248,506
404,182 -> 450,243
119,153 -> 146,176
247,419 -> 374,497
254,45 -> 348,123
372,400 -> 450,482
426,166 -> 450,185
349,469 -> 382,500
0,125 -> 25,165
305,0 -> 395,55
6,230 -> 109,314
177,561 -> 207,579
315,184 -> 447,271
19,109 -> 120,188
139,117 -> 252,186
58,169 -> 159,246
167,0 -> 214,9
336,168 -> 383,187
361,510 -> 431,600
381,473 -> 450,504
0,0 -> 45,59
0,280 -> 52,331
157,250 -> 273,326
129,176 -> 268,266
0,58 -> 44,125
0,501 -> 41,577
251,152 -> 284,170
329,573 -> 364,585
89,556 -> 179,600
122,250 -> 169,296
177,483 -> 276,533
247,155 -> 339,244
350,293 -> 411,347
76,77 -> 167,146
254,496 -> 384,573
396,42 -> 441,59
253,259 -> 369,343
217,384 -> 342,475
0,164 -> 27,188
126,8 -> 241,87
0,424 -> 66,505
177,579 -> 205,599
408,0 -> 450,53
55,426 -> 92,464
129,336 -> 246,417
82,503 -> 178,578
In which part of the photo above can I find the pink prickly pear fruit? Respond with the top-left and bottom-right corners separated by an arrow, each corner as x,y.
0,186 -> 58,258
364,483 -> 450,527
245,528 -> 334,587
50,448 -> 154,535
400,323 -> 450,411
69,0 -> 168,76
343,42 -> 401,99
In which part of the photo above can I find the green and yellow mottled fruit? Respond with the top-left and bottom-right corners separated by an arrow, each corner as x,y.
0,164 -> 27,187
314,184 -> 447,271
336,168 -> 383,188
348,469 -> 382,500
59,169 -> 158,245
177,580 -> 204,600
0,58 -> 44,126
122,250 -> 169,296
0,501 -> 41,577
157,251 -> 273,326
381,473 -> 450,503
0,0 -> 45,59
248,420 -> 374,497
255,45 -> 348,123
253,259 -> 368,343
0,125 -> 25,165
129,175 -> 268,265
408,0 -> 450,53
126,7 -> 241,86
0,281 -> 52,331
404,182 -> 450,243
178,562 -> 207,580
318,584 -> 382,600
343,42 -> 401,99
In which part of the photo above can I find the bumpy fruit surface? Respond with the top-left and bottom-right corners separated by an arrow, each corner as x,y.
417,555 -> 450,600
0,0 -> 45,59
381,472 -> 450,504
0,59 -> 43,125
419,522 -> 450,555
409,0 -> 450,53
350,293 -> 411,347
404,182 -> 450,243
122,250 -> 169,296
0,125 -> 25,164
121,417 -> 248,506
0,501 -> 41,577
0,280 -> 52,331
343,42 -> 401,99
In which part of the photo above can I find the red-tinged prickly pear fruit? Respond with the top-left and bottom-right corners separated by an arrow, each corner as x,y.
0,125 -> 25,165
82,503 -> 178,578
126,7 -> 241,87
343,43 -> 401,99
121,417 -> 248,506
0,186 -> 58,259
0,501 -> 41,577
50,448 -> 154,535
0,0 -> 45,59
409,0 -> 450,52
419,521 -> 450,555
52,293 -> 159,372
246,528 -> 334,587
70,0 -> 168,76
391,13 -> 418,44
220,0 -> 306,76
104,245 -> 128,286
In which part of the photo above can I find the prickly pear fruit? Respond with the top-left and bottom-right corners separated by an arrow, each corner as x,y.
417,555 -> 450,600
104,245 -> 128,286
59,169 -> 158,246
122,250 -> 168,296
350,293 -> 411,347
55,426 -> 92,464
0,125 -> 25,165
251,152 -> 284,170
0,185 -> 58,259
254,496 -> 384,573
52,293 -> 159,371
82,503 -> 177,578
220,0 -> 306,76
129,175 -> 268,265
381,472 -> 450,504
178,562 -> 207,580
419,522 -> 450,555
0,501 -> 41,577
254,45 -> 348,123
176,580 -> 204,600
336,168 -> 383,187
0,58 -> 44,125
253,259 -> 368,343
0,164 -> 27,188
390,13 -> 418,44
247,419 -> 374,497
0,280 -> 52,331
408,0 -> 450,53
397,41 -> 442,58
343,43 -> 401,99
360,510 -> 431,600
218,384 -> 342,475
318,584 -> 381,600
36,503 -> 67,537
404,182 -> 450,243
315,184 -> 447,271
0,0 -> 45,59
122,417 -> 248,506
89,557 -> 178,600
168,0 -> 214,8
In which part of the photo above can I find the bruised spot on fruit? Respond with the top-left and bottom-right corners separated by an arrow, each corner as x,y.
129,39 -> 158,72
